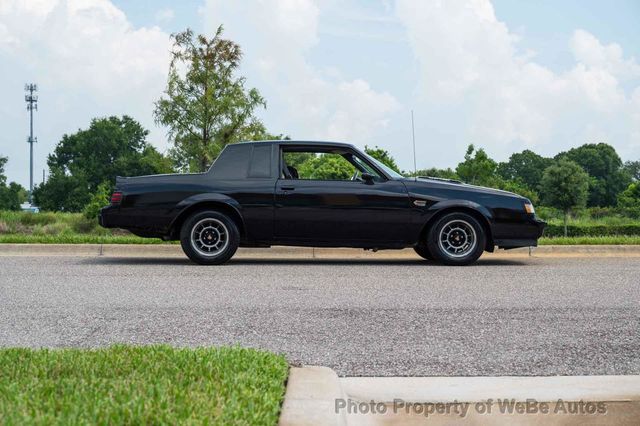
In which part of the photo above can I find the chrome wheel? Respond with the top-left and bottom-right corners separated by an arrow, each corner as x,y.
190,218 -> 229,257
438,219 -> 477,258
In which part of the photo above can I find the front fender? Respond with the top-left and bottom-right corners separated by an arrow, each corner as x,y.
425,199 -> 494,222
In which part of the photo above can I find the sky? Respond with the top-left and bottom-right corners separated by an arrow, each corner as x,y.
1,0 -> 639,188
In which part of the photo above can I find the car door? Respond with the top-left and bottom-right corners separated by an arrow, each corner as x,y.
274,147 -> 411,244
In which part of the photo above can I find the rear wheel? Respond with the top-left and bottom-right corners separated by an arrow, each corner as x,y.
180,210 -> 239,265
427,212 -> 485,266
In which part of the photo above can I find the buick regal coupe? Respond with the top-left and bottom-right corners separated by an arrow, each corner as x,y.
99,140 -> 545,265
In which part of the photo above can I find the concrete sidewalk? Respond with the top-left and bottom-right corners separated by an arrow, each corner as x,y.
280,367 -> 640,425
0,243 -> 639,258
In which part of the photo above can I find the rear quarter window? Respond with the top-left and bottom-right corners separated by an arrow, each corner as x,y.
209,144 -> 251,179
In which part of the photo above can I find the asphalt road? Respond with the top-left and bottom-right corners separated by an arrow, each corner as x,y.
1,255 -> 639,376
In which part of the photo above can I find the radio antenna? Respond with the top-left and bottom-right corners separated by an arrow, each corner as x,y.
411,110 -> 417,177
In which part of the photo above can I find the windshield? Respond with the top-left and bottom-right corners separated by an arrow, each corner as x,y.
363,153 -> 404,179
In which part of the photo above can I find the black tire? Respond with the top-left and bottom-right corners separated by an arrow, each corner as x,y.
414,241 -> 434,260
427,212 -> 486,266
180,210 -> 239,265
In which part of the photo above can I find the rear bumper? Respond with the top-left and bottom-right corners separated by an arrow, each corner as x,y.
99,205 -> 125,229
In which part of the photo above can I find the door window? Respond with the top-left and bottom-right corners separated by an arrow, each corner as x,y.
281,148 -> 384,182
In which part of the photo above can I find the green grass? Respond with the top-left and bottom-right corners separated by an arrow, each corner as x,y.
539,236 -> 640,245
0,345 -> 289,425
0,234 -> 174,244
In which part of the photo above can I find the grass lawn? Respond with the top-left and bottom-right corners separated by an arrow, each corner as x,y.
0,345 -> 289,425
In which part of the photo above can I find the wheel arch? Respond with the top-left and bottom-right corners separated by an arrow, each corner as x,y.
420,202 -> 494,252
168,195 -> 245,240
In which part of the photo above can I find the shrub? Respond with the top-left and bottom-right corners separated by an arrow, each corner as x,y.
18,211 -> 58,226
544,224 -> 640,238
71,216 -> 98,234
83,182 -> 111,221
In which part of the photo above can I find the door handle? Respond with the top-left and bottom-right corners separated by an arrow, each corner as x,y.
280,186 -> 295,191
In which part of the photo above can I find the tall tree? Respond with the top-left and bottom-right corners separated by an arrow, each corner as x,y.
624,160 -> 640,182
155,27 -> 268,172
364,146 -> 401,173
455,144 -> 497,186
497,149 -> 553,191
0,156 -> 27,211
34,116 -> 172,212
540,159 -> 590,236
555,143 -> 630,207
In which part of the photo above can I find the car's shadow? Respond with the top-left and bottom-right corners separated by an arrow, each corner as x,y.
79,257 -> 528,267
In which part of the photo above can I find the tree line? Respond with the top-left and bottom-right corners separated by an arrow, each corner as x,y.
398,144 -> 639,234
0,26 -> 638,232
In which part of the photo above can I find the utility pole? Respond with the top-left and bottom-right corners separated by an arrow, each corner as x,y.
25,83 -> 38,204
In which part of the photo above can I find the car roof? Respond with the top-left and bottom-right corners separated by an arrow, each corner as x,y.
238,140 -> 356,149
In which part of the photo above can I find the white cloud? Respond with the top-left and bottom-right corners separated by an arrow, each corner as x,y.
396,0 -> 640,163
0,0 -> 172,186
203,0 -> 400,143
570,29 -> 640,81
154,7 -> 174,23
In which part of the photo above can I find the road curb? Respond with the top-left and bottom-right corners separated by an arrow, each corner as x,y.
279,366 -> 347,426
281,367 -> 640,425
0,243 -> 639,258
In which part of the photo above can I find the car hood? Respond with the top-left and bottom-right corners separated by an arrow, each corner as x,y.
402,177 -> 527,200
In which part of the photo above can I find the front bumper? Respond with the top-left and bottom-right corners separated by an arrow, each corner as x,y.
494,216 -> 546,249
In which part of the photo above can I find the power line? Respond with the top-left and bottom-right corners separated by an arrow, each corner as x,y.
25,83 -> 38,205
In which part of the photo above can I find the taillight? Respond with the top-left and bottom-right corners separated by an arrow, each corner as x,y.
110,191 -> 123,205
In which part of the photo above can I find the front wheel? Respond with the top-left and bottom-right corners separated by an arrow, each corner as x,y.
414,241 -> 434,260
427,212 -> 486,266
180,210 -> 239,265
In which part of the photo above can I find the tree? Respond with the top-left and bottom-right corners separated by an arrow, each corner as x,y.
297,154 -> 355,180
407,167 -> 459,180
364,146 -> 400,173
0,156 -> 27,211
455,144 -> 497,186
497,150 -> 552,191
154,27 -> 269,172
624,161 -> 640,182
556,143 -> 631,207
33,173 -> 90,212
618,182 -> 640,209
35,116 -> 173,212
540,159 -> 590,236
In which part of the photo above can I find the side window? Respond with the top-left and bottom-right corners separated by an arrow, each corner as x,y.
283,151 -> 356,181
350,154 -> 384,181
248,144 -> 272,178
282,149 -> 383,181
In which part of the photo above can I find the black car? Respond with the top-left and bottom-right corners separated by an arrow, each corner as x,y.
100,140 -> 545,265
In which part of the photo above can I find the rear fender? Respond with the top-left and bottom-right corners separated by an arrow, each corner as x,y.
168,193 -> 245,237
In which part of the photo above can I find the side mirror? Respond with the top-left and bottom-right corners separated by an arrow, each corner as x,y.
361,173 -> 375,184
